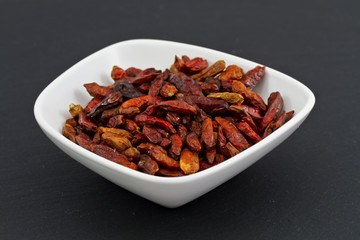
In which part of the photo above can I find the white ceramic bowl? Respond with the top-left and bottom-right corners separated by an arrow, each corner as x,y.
34,39 -> 315,208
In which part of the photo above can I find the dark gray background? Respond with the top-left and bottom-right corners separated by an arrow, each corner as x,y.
1,0 -> 359,239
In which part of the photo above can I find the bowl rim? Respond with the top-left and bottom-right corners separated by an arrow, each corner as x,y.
34,38 -> 316,185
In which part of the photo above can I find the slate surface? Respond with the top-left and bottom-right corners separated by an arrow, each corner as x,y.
1,1 -> 359,239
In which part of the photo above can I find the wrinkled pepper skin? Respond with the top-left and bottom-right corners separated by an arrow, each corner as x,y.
258,92 -> 284,133
168,72 -> 204,96
119,95 -> 153,112
156,100 -> 197,115
113,81 -> 145,98
84,82 -> 113,99
201,118 -> 215,148
191,60 -> 226,81
236,122 -> 262,143
91,144 -> 137,170
184,96 -> 229,115
137,154 -> 159,175
218,65 -> 244,81
215,117 -> 249,151
134,114 -> 176,134
232,80 -> 267,111
148,70 -> 169,97
88,92 -> 123,118
186,132 -> 202,152
148,146 -> 180,170
143,125 -> 162,144
180,148 -> 200,175
156,168 -> 185,177
169,134 -> 183,156
240,65 -> 265,90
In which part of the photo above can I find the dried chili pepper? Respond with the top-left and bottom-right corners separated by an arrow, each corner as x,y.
119,95 -> 153,112
186,132 -> 202,152
101,107 -> 119,120
156,100 -> 197,115
185,57 -> 208,74
137,82 -> 151,94
258,92 -> 284,132
125,67 -> 142,77
126,68 -> 161,84
231,104 -> 263,121
215,153 -> 226,163
84,98 -> 101,113
111,66 -> 126,80
232,80 -> 267,111
113,81 -> 145,98
156,168 -> 185,177
137,154 -> 159,175
229,105 -> 258,132
122,147 -> 140,162
134,114 -> 176,134
78,112 -> 98,132
166,112 -> 181,126
118,107 -> 140,118
159,138 -> 172,149
218,65 -> 244,81
199,160 -> 218,171
75,134 -> 95,151
148,146 -> 180,170
224,142 -> 240,158
205,146 -> 216,164
168,72 -> 204,96
217,126 -> 227,154
221,79 -> 234,92
215,117 -> 249,151
132,133 -> 147,146
236,122 -> 262,143
153,127 -> 169,138
107,115 -> 124,128
65,118 -> 77,127
241,65 -> 265,90
188,121 -> 202,136
148,70 -> 169,97
262,110 -> 294,138
180,148 -> 200,175
137,142 -> 157,154
124,119 -> 141,134
207,92 -> 244,104
101,132 -> 132,152
169,134 -> 183,157
97,127 -> 133,140
160,84 -> 178,98
62,124 -> 76,143
191,60 -> 226,81
177,124 -> 187,144
201,118 -> 215,148
200,82 -> 219,95
91,144 -> 137,170
84,82 -> 113,99
143,125 -> 162,144
88,92 -> 123,118
184,96 -> 229,115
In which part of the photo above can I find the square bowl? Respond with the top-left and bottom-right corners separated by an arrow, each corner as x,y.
34,39 -> 315,208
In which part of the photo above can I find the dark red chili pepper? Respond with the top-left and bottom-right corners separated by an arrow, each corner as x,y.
134,114 -> 176,134
241,65 -> 265,90
88,92 -> 123,118
84,82 -> 113,99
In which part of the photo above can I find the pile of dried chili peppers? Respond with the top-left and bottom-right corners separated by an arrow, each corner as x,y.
62,56 -> 294,177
